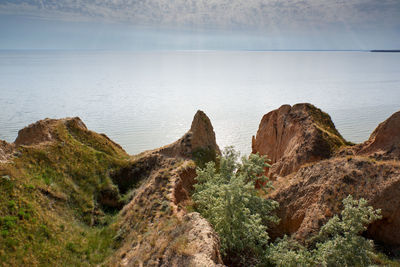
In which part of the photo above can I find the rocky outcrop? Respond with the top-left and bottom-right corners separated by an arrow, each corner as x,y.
265,107 -> 400,251
14,117 -> 88,146
160,110 -> 220,160
354,110 -> 400,160
12,117 -> 126,158
252,103 -> 347,177
189,110 -> 220,154
269,157 -> 400,246
14,118 -> 63,146
109,110 -> 224,267
1,118 -> 87,162
1,117 -> 89,162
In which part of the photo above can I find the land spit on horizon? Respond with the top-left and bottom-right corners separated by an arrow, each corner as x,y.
0,103 -> 399,266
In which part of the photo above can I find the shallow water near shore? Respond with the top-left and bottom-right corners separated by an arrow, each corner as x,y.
1,50 -> 399,155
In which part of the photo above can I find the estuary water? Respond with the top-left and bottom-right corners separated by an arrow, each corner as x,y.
1,50 -> 399,155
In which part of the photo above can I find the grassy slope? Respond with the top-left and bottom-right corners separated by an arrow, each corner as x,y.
0,119 -> 133,266
305,103 -> 354,150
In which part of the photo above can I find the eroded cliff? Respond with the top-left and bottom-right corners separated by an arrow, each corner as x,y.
0,111 -> 223,267
109,110 -> 223,266
253,104 -> 400,254
252,103 -> 348,177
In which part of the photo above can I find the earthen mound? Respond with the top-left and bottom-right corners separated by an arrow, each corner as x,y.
262,107 -> 400,252
14,117 -> 86,146
252,103 -> 347,177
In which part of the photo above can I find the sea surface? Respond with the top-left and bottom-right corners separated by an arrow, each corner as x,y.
1,50 -> 399,155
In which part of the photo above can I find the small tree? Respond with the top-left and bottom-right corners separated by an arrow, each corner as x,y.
269,195 -> 382,267
193,147 -> 279,265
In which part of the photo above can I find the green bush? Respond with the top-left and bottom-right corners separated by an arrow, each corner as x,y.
192,147 -> 217,168
192,147 -> 384,266
193,147 -> 278,265
269,195 -> 382,267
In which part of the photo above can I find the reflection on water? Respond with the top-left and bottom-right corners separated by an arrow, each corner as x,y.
0,50 -> 399,155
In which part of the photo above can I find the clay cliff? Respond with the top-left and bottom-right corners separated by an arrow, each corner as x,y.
159,110 -> 220,161
0,111 -> 223,267
109,110 -> 223,267
252,103 -> 348,177
2,104 -> 400,266
349,110 -> 400,160
253,104 -> 400,253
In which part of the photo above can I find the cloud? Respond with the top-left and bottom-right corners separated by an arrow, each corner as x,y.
0,0 -> 399,32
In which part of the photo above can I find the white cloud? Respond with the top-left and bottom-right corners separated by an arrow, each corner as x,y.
0,0 -> 399,32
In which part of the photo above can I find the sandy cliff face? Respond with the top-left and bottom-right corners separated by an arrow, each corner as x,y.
189,110 -> 220,154
159,110 -> 220,160
252,103 -> 347,177
6,104 -> 398,265
352,111 -> 400,160
109,110 -> 223,267
269,157 -> 400,247
254,105 -> 400,251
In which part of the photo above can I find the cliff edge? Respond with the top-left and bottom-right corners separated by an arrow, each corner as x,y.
108,110 -> 223,267
253,104 -> 400,253
252,103 -> 347,177
0,111 -> 223,267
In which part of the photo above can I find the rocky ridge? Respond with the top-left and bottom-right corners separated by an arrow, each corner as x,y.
107,110 -> 223,267
252,103 -> 347,177
253,104 -> 400,253
159,110 -> 220,160
2,104 -> 400,265
346,110 -> 400,160
0,111 -> 223,266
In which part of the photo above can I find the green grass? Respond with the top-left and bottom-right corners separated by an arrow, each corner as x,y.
0,119 -> 136,266
304,103 -> 353,152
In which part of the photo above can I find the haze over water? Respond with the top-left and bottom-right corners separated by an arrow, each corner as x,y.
1,50 -> 399,155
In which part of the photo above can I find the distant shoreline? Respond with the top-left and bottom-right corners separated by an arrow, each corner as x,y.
1,49 -> 400,53
0,49 -> 378,53
370,50 -> 400,53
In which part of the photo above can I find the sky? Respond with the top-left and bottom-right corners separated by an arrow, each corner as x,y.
0,0 -> 399,50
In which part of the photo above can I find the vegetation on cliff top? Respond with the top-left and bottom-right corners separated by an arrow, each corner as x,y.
0,119 -> 138,266
193,147 -> 279,265
0,110 -> 398,266
304,103 -> 353,148
193,147 -> 392,267
269,195 -> 382,267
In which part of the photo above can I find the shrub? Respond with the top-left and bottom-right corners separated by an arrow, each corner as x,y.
193,147 -> 278,265
269,195 -> 382,267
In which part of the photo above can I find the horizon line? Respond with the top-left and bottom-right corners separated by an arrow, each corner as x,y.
0,48 -> 385,52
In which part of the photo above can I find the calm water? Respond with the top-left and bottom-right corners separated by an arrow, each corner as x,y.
1,50 -> 399,155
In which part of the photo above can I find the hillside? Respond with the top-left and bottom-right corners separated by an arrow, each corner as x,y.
1,105 -> 400,266
0,111 -> 222,266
